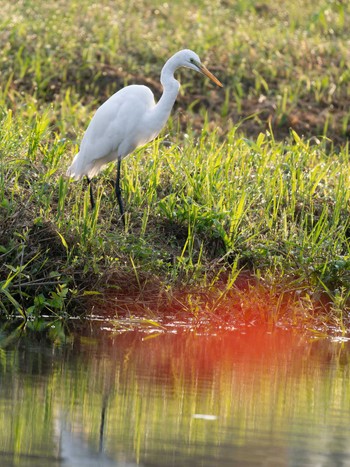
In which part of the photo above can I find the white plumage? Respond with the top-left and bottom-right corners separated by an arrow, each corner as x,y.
67,86 -> 157,179
66,49 -> 222,219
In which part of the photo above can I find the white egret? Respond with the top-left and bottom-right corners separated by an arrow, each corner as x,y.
66,49 -> 223,222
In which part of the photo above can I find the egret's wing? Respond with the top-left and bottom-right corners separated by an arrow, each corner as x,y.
68,86 -> 155,179
84,87 -> 155,153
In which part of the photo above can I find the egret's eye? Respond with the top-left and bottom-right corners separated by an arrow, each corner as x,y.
189,58 -> 200,69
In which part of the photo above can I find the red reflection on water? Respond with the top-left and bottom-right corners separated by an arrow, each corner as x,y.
132,327 -> 308,381
75,323 -> 340,389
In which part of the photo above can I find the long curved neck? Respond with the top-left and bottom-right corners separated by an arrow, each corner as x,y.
148,56 -> 181,133
158,57 -> 181,113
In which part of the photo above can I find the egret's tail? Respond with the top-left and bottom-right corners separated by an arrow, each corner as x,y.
66,152 -> 85,181
66,151 -> 109,180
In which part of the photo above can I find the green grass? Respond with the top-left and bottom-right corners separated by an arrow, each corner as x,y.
0,0 -> 350,326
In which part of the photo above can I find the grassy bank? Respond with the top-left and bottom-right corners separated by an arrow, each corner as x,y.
0,0 -> 350,326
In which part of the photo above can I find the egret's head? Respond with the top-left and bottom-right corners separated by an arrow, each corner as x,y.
171,49 -> 223,88
184,50 -> 223,87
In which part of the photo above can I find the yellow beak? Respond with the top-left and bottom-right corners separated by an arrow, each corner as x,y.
199,64 -> 223,88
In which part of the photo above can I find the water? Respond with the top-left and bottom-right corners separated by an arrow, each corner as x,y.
1,321 -> 350,466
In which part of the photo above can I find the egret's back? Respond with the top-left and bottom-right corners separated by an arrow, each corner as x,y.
66,85 -> 156,180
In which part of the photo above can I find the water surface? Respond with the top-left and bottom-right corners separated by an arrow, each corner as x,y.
1,322 -> 350,466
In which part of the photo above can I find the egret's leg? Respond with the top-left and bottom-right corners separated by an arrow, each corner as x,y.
115,159 -> 125,223
87,176 -> 95,210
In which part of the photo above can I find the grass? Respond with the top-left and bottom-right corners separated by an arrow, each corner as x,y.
0,0 -> 350,327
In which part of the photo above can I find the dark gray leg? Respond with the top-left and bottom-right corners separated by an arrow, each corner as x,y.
115,159 -> 125,224
86,176 -> 95,209
99,394 -> 108,453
